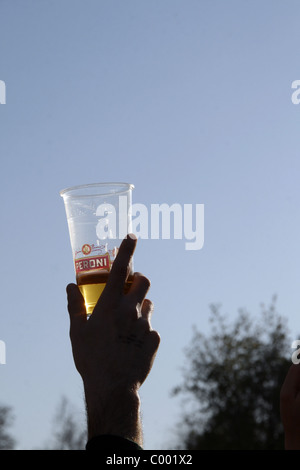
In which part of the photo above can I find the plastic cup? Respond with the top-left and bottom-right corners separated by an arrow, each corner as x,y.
60,182 -> 134,315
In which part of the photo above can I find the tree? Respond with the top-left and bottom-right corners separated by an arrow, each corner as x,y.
0,405 -> 16,449
48,396 -> 87,450
172,297 -> 292,450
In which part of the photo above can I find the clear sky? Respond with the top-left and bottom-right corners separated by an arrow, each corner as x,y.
1,0 -> 300,450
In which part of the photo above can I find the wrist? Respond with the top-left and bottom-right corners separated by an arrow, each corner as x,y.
83,383 -> 143,446
285,434 -> 300,450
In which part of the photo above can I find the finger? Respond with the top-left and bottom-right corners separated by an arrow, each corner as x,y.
101,234 -> 137,300
66,283 -> 87,330
144,329 -> 161,364
141,298 -> 154,323
130,300 -> 154,336
126,272 -> 151,305
148,329 -> 161,353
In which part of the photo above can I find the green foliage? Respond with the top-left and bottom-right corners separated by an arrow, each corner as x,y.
172,298 -> 292,450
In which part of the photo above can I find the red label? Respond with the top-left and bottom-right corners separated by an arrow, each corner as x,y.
75,254 -> 110,274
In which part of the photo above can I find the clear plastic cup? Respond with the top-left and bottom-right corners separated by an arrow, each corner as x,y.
60,182 -> 134,315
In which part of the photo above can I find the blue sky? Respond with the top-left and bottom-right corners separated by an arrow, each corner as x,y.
1,0 -> 300,449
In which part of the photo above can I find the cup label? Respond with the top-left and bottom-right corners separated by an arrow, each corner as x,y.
75,254 -> 110,274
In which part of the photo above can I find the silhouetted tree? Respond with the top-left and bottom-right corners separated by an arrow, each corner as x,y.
172,297 -> 292,450
0,404 -> 16,449
48,396 -> 87,450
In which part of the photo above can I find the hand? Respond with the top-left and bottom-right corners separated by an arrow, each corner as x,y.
280,364 -> 300,449
66,234 -> 160,444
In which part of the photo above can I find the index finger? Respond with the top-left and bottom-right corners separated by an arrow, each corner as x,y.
99,234 -> 137,302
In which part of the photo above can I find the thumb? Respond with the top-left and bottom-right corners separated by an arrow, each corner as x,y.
66,283 -> 87,329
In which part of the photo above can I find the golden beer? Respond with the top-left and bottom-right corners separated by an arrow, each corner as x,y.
76,270 -> 133,315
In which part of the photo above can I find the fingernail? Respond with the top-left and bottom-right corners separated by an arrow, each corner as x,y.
127,233 -> 137,241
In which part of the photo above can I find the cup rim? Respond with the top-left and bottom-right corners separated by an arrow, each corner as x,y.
60,182 -> 134,198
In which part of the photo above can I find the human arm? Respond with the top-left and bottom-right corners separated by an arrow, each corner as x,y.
66,235 -> 160,448
280,364 -> 300,450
